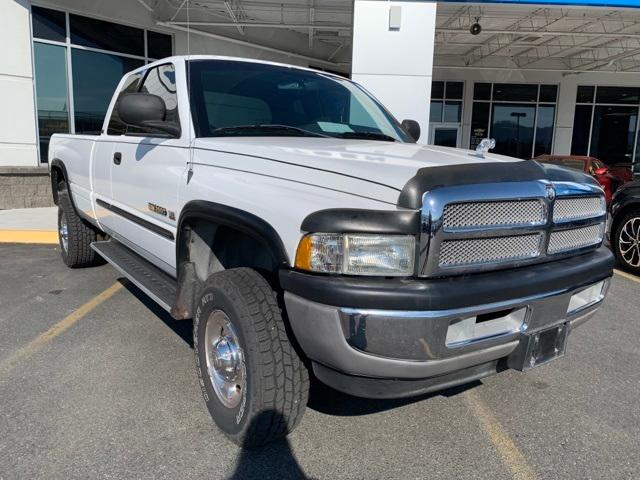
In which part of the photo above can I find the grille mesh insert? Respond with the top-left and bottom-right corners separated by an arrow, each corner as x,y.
553,196 -> 606,222
438,234 -> 542,267
548,224 -> 604,254
443,200 -> 545,229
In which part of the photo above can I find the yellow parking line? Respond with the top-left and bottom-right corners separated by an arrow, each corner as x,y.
0,282 -> 123,375
464,389 -> 537,480
614,269 -> 640,284
0,230 -> 59,244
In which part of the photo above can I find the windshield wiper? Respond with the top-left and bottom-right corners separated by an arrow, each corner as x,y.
336,131 -> 398,142
211,124 -> 330,138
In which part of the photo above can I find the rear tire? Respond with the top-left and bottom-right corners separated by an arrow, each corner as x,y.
57,189 -> 99,268
193,268 -> 309,447
613,209 -> 640,275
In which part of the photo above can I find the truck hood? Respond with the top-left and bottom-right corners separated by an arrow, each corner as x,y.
194,137 -> 520,192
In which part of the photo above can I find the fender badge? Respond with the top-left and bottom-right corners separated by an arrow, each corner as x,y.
545,184 -> 556,201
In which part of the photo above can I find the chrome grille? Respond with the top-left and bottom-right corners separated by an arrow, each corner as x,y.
439,234 -> 542,267
548,224 -> 605,254
443,200 -> 545,230
420,181 -> 607,277
553,196 -> 606,222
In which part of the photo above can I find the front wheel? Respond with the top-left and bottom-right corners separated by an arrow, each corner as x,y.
193,268 -> 309,447
613,210 -> 640,275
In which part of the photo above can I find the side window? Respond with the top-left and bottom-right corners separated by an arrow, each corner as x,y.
136,63 -> 179,135
106,72 -> 143,135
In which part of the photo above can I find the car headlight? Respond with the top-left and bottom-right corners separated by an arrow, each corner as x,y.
295,233 -> 416,276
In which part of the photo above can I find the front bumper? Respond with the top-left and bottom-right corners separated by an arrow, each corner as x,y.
281,248 -> 613,399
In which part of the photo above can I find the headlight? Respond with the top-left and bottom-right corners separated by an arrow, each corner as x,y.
295,233 -> 415,276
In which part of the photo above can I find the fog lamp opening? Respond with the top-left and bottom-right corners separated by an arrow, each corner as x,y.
446,307 -> 527,347
567,280 -> 606,315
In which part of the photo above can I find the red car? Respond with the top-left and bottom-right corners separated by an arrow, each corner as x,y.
534,155 -> 631,204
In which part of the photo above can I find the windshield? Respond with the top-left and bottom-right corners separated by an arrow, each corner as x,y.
187,60 -> 412,142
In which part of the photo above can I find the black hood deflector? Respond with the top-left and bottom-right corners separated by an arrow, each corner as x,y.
397,160 -> 597,209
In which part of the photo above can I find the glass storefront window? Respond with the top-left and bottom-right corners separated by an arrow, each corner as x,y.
32,6 -> 66,42
493,84 -> 538,102
430,101 -> 443,123
539,85 -> 558,103
473,83 -> 491,101
595,87 -> 640,105
443,101 -> 462,123
34,43 -> 69,162
72,49 -> 144,134
470,83 -> 557,159
491,104 -> 536,159
571,105 -> 593,156
590,106 -> 638,165
147,31 -> 173,59
576,86 -> 595,104
571,86 -> 640,168
534,105 -> 556,158
70,14 -> 144,57
31,6 -> 173,160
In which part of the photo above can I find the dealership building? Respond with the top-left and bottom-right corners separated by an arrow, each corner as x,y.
2,0 -> 640,207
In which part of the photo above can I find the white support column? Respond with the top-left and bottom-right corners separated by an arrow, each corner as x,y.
351,0 -> 437,144
0,0 -> 38,166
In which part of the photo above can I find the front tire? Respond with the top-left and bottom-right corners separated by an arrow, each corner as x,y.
57,190 -> 99,268
613,209 -> 640,275
193,268 -> 309,447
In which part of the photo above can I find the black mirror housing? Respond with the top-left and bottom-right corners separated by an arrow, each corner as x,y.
118,93 -> 180,137
401,119 -> 421,142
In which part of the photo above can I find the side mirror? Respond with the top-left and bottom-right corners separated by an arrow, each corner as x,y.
118,92 -> 181,137
401,119 -> 421,142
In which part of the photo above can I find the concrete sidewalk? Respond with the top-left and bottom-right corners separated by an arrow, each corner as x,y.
0,207 -> 58,244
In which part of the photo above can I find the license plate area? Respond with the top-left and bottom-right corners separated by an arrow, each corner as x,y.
508,323 -> 568,371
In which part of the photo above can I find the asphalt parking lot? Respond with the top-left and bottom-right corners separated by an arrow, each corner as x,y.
1,244 -> 639,480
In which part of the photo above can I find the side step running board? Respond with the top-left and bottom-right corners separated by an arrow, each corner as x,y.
91,240 -> 177,312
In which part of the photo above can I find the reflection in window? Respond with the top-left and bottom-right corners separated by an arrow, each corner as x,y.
72,49 -> 143,134
534,105 -> 555,157
491,104 -> 536,159
135,64 -> 180,135
590,106 -> 638,165
430,101 -> 443,123
444,101 -> 462,123
34,43 -> 69,162
106,72 -> 144,135
571,105 -> 593,156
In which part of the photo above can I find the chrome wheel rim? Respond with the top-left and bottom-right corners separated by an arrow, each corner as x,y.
619,217 -> 640,267
204,310 -> 245,409
59,212 -> 69,252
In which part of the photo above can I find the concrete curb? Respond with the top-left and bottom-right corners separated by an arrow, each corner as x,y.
0,230 -> 59,244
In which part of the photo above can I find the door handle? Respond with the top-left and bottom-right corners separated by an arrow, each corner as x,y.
113,152 -> 122,165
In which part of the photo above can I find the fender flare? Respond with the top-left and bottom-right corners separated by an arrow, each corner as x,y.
176,200 -> 291,269
49,158 -> 70,206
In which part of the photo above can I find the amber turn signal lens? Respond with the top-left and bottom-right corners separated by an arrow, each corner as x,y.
295,235 -> 313,271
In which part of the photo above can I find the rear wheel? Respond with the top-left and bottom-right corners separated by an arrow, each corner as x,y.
57,189 -> 99,268
613,209 -> 640,275
193,268 -> 309,447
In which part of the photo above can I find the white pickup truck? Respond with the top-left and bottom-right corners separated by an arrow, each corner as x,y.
50,55 -> 613,447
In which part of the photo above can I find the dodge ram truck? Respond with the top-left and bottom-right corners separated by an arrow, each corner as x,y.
49,55 -> 613,447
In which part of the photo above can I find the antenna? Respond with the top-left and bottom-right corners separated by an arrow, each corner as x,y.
186,0 -> 194,182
